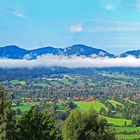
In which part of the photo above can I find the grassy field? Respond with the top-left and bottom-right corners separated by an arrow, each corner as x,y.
101,73 -> 131,79
114,127 -> 140,140
12,102 -> 40,112
57,79 -> 70,86
116,134 -> 140,140
10,80 -> 26,86
12,102 -> 67,113
108,99 -> 124,107
114,127 -> 140,132
49,81 -> 61,86
74,101 -> 108,112
125,99 -> 137,105
105,117 -> 132,126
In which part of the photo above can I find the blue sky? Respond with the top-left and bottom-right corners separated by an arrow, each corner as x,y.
0,0 -> 140,54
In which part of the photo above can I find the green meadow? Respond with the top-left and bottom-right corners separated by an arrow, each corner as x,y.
12,102 -> 40,112
108,99 -> 124,107
116,134 -> 140,140
10,80 -> 27,86
74,101 -> 108,112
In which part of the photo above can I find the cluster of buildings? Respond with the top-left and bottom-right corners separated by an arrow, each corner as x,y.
74,97 -> 98,102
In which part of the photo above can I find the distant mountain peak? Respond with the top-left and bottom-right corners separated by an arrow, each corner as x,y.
0,44 -> 139,59
0,45 -> 28,59
4,45 -> 19,48
120,49 -> 140,58
65,44 -> 114,57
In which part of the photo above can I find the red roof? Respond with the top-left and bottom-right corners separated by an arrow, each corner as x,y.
84,98 -> 97,102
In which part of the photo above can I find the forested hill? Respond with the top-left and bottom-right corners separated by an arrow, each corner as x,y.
0,44 -> 140,59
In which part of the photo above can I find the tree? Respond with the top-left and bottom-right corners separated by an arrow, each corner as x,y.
62,109 -> 115,140
15,109 -> 22,115
0,86 -> 16,140
16,106 -> 56,140
99,107 -> 107,116
136,119 -> 140,127
106,102 -> 115,111
132,115 -> 140,127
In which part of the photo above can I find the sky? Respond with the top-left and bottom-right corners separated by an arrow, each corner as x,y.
0,0 -> 140,54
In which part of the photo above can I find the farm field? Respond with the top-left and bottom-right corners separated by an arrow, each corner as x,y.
114,127 -> 140,140
108,99 -> 124,107
57,79 -> 70,86
12,101 -> 107,113
125,99 -> 137,105
10,80 -> 27,86
12,102 -> 40,112
74,101 -> 108,112
114,127 -> 140,132
101,73 -> 132,79
116,134 -> 140,140
11,102 -> 67,113
105,117 -> 132,126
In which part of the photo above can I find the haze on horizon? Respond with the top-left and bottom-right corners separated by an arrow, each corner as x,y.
0,0 -> 140,54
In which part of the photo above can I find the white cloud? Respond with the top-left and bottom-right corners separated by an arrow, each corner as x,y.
70,25 -> 83,33
0,0 -> 26,19
9,10 -> 26,19
0,55 -> 140,68
104,3 -> 115,10
100,0 -> 115,11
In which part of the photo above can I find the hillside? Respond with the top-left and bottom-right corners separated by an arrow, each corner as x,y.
0,44 -> 114,59
121,50 -> 140,58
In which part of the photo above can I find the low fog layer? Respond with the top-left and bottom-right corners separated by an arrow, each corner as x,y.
0,55 -> 140,68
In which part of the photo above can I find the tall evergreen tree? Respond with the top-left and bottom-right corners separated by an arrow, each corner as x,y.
16,106 -> 56,140
0,86 -> 16,140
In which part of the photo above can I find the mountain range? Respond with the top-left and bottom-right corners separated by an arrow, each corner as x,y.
0,44 -> 139,59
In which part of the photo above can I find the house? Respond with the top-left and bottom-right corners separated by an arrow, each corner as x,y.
84,98 -> 97,102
